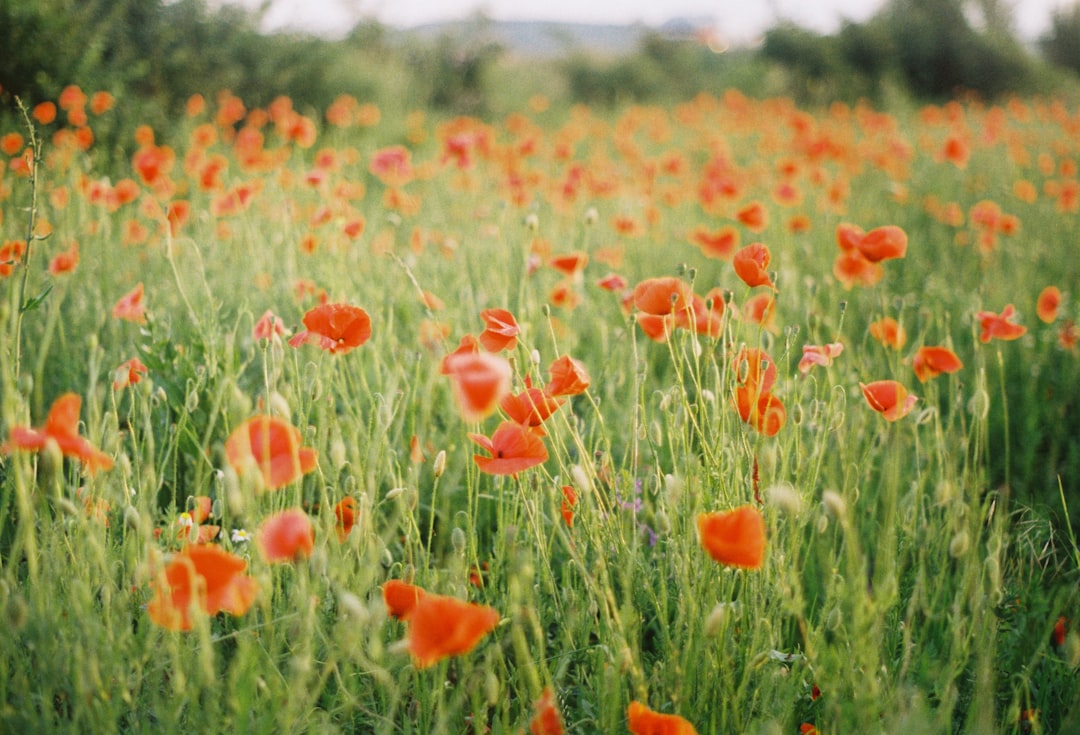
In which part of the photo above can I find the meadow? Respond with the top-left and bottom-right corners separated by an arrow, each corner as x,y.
0,86 -> 1078,734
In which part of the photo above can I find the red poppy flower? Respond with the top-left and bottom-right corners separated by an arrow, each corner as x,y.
689,224 -> 739,260
735,200 -> 767,232
869,317 -> 907,350
443,351 -> 513,422
632,277 -> 694,316
383,579 -> 427,620
224,415 -> 318,490
674,292 -> 725,338
732,347 -> 777,393
912,346 -> 963,382
48,241 -> 79,275
112,283 -> 147,324
637,313 -> 676,343
288,302 -> 371,354
697,505 -> 766,570
478,308 -> 519,352
733,385 -> 787,436
439,334 -> 482,374
1037,286 -> 1061,323
334,497 -> 358,543
548,251 -> 589,276
627,700 -> 700,735
733,242 -> 775,289
833,250 -> 883,289
2,393 -> 113,473
529,688 -> 566,735
545,355 -> 591,397
976,304 -> 1027,343
253,309 -> 288,342
384,583 -> 500,669
860,380 -> 918,421
595,272 -> 628,292
469,421 -> 548,476
112,357 -> 149,390
560,485 -> 578,527
146,544 -> 259,631
741,293 -> 777,332
857,225 -> 908,262
258,508 -> 315,563
797,342 -> 844,375
500,385 -> 565,429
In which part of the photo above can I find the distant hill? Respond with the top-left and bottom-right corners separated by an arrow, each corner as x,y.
392,16 -> 717,58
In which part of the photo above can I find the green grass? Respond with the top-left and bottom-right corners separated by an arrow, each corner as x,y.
0,89 -> 1078,734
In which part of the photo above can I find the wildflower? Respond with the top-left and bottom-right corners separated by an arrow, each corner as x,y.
560,485 -> 578,527
912,346 -> 963,383
383,579 -> 426,620
231,528 -> 251,544
732,347 -> 777,394
48,241 -> 79,275
500,382 -> 564,430
334,497 -> 358,543
689,224 -> 739,260
146,544 -> 258,631
112,357 -> 149,391
529,688 -> 566,735
0,132 -> 23,156
443,351 -> 513,422
258,508 -> 315,563
697,505 -> 767,569
798,342 -> 844,375
627,700 -> 700,735
868,317 -> 906,350
383,581 -> 500,668
595,272 -> 628,292
632,276 -> 694,316
469,421 -> 548,476
288,302 -> 371,354
735,200 -> 767,232
549,251 -> 588,277
1037,286 -> 1061,323
0,240 -> 26,277
2,393 -> 113,473
732,242 -> 775,289
112,283 -> 147,324
224,415 -> 318,490
860,380 -> 918,421
545,354 -> 590,397
732,385 -> 787,437
253,309 -> 288,342
741,293 -> 777,332
976,304 -> 1026,343
32,101 -> 56,125
478,308 -> 519,352
858,225 -> 908,262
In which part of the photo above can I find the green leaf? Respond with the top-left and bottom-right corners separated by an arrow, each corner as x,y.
20,285 -> 52,313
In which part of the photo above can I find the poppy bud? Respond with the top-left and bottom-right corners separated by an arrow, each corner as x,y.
433,450 -> 447,478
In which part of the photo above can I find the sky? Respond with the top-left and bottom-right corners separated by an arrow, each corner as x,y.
231,0 -> 1077,43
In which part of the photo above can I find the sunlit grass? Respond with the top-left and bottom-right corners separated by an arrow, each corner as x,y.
0,87 -> 1077,734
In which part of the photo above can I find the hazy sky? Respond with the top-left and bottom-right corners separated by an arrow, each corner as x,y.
233,0 -> 1075,43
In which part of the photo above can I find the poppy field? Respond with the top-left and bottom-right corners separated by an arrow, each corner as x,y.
1,88 -> 1079,733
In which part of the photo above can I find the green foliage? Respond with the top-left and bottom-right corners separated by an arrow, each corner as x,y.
1041,4 -> 1080,77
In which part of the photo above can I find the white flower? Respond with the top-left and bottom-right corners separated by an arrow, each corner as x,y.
231,528 -> 251,543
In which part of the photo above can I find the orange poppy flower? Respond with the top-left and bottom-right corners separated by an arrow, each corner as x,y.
253,309 -> 288,342
48,241 -> 79,275
627,700 -> 700,735
479,308 -> 520,352
2,393 -> 113,473
439,334 -> 482,374
405,591 -> 500,669
529,687 -> 566,735
860,380 -> 918,421
673,293 -> 725,338
383,579 -> 427,620
443,351 -> 513,422
735,200 -> 767,232
112,283 -> 147,324
32,101 -> 57,125
732,385 -> 787,437
560,485 -> 578,527
546,355 -> 591,397
833,250 -> 883,289
857,225 -> 908,263
637,313 -> 675,343
696,505 -> 766,570
741,293 -> 777,332
689,225 -> 739,260
112,357 -> 149,390
869,317 -> 907,350
147,544 -> 258,631
732,347 -> 777,393
258,508 -> 315,563
595,272 -> 628,292
912,346 -> 963,382
1037,286 -> 1061,323
0,132 -> 23,156
797,342 -> 844,375
976,304 -> 1027,343
224,415 -> 318,490
732,242 -> 775,290
549,251 -> 589,276
334,497 -> 358,542
632,277 -> 694,316
468,421 -> 548,476
288,302 -> 371,354
501,384 -> 565,429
